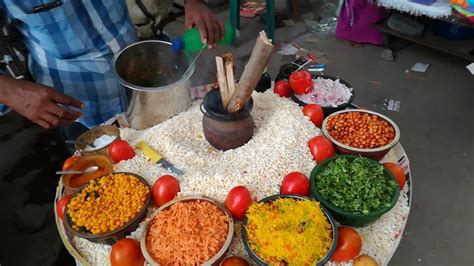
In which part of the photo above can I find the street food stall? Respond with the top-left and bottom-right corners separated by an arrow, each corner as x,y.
54,32 -> 412,266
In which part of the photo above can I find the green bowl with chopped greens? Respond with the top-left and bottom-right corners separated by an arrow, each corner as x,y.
310,155 -> 400,227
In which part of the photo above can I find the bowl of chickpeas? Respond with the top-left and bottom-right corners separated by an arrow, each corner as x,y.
322,109 -> 400,160
64,172 -> 151,245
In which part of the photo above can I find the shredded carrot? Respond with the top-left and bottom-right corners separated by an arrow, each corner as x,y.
146,200 -> 228,265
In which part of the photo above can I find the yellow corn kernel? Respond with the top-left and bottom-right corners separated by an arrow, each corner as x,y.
67,173 -> 149,234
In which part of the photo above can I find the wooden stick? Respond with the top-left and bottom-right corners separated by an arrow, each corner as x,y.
223,53 -> 237,102
215,56 -> 230,108
227,31 -> 273,113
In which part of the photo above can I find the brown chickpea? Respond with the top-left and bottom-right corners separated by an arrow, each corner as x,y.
327,112 -> 395,149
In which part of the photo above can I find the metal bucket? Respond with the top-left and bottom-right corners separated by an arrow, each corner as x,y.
112,40 -> 194,129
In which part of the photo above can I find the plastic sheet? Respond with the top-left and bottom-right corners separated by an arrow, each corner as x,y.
467,63 -> 474,75
305,0 -> 339,39
384,99 -> 401,112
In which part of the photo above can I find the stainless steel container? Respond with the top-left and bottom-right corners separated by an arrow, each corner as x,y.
113,40 -> 194,129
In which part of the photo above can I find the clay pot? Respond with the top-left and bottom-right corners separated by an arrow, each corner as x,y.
201,89 -> 255,151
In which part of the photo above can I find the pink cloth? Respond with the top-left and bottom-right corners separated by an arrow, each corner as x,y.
336,0 -> 386,45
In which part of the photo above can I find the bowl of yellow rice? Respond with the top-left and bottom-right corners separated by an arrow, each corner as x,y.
242,194 -> 338,265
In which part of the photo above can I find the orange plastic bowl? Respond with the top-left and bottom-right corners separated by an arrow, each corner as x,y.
61,154 -> 113,192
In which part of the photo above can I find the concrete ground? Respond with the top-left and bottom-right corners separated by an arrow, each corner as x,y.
0,2 -> 473,266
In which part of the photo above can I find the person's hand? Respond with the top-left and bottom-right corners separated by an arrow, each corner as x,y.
0,76 -> 84,129
184,0 -> 224,48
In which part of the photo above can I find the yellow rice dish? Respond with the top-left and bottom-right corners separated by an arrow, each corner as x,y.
246,198 -> 333,265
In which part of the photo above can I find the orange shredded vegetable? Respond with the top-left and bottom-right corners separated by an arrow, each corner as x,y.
146,200 -> 228,265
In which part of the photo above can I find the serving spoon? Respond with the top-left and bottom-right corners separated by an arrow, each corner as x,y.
182,43 -> 206,79
65,140 -> 96,148
56,166 -> 99,175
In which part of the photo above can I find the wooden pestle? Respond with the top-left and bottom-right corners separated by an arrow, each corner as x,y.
227,31 -> 274,113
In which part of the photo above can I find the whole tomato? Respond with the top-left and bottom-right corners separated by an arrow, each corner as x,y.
383,162 -> 406,190
225,186 -> 252,220
280,172 -> 310,196
108,140 -> 135,163
308,135 -> 335,163
152,175 -> 180,207
302,104 -> 324,127
353,255 -> 379,266
56,194 -> 72,220
332,226 -> 362,262
273,80 -> 291,97
289,70 -> 313,94
221,256 -> 250,266
62,156 -> 80,171
110,238 -> 144,266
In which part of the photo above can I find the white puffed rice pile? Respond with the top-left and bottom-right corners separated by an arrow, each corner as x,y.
70,91 -> 409,266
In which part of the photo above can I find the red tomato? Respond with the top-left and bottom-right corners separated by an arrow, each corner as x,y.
225,186 -> 252,220
332,226 -> 362,262
273,80 -> 291,97
108,140 -> 135,163
221,256 -> 250,266
152,175 -> 180,207
353,254 -> 378,266
302,104 -> 324,127
280,172 -> 310,196
62,156 -> 80,171
383,162 -> 406,190
56,194 -> 72,220
289,70 -> 313,94
308,135 -> 335,163
110,238 -> 144,266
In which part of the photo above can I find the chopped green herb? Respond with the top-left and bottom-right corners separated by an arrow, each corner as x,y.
316,157 -> 397,213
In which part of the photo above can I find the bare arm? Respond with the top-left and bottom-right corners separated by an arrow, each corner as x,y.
0,75 -> 84,129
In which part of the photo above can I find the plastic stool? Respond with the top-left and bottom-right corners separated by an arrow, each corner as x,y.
230,0 -> 275,45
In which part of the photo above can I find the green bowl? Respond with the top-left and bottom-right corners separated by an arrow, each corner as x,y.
310,155 -> 400,227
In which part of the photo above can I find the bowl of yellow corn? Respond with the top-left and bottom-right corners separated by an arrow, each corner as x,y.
63,172 -> 151,245
242,194 -> 338,266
